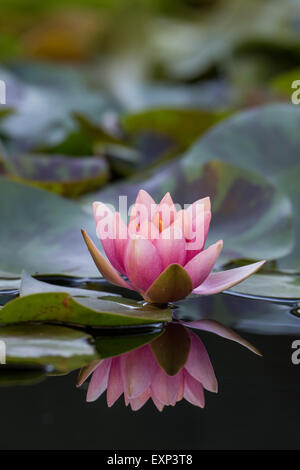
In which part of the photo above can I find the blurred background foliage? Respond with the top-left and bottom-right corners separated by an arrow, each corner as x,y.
0,0 -> 300,280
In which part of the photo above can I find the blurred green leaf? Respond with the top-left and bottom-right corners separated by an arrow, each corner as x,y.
4,153 -> 109,197
271,67 -> 300,97
121,108 -> 227,168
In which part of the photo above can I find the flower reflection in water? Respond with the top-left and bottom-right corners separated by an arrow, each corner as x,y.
78,320 -> 260,411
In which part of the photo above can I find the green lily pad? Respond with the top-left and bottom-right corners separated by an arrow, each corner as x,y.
0,324 -> 97,372
0,177 -> 100,277
19,271 -> 119,299
95,159 -> 294,266
0,292 -> 172,327
122,108 -> 227,167
183,103 -> 300,271
229,273 -> 300,300
5,153 -> 109,197
150,322 -> 190,376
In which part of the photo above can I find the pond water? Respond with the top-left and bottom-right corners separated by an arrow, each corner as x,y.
0,279 -> 299,450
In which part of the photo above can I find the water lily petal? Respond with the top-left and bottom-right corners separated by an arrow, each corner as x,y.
81,229 -> 132,289
185,210 -> 212,263
192,261 -> 266,295
151,367 -> 182,405
124,237 -> 163,292
152,192 -> 177,231
182,319 -> 261,356
183,370 -> 205,408
107,357 -> 124,407
151,395 -> 165,412
187,196 -> 211,219
173,209 -> 191,239
93,202 -> 124,273
129,189 -> 156,228
86,359 -> 112,402
129,388 -> 151,411
121,345 -> 157,399
184,241 -> 223,288
184,330 -> 217,393
77,359 -> 102,387
113,212 -> 128,275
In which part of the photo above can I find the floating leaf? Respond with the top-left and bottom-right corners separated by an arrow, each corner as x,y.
183,103 -> 300,271
271,67 -> 300,98
0,178 -> 99,277
5,153 -> 109,197
20,271 -> 120,299
0,292 -> 172,327
150,322 -> 190,376
229,273 -> 300,300
0,64 -> 119,146
0,324 -> 97,372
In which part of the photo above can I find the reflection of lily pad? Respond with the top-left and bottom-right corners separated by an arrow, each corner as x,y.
0,292 -> 171,327
95,329 -> 163,359
0,64 -> 119,146
0,178 -> 99,277
5,153 -> 109,197
0,324 -> 97,373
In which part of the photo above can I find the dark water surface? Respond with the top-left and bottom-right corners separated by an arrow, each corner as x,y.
0,331 -> 299,450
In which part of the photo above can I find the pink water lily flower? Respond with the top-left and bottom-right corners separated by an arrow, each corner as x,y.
77,320 -> 260,411
82,190 -> 265,303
